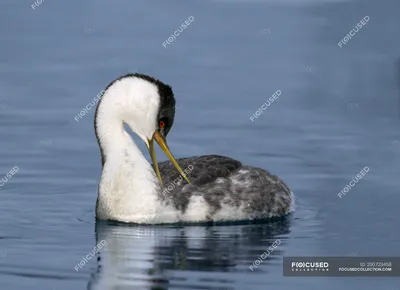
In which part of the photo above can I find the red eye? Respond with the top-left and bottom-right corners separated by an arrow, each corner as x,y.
159,120 -> 165,128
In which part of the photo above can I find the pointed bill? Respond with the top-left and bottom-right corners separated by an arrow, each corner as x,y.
152,131 -> 190,184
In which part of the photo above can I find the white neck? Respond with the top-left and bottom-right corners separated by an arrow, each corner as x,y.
94,78 -> 178,223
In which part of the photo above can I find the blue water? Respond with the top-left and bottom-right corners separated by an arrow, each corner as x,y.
1,0 -> 400,289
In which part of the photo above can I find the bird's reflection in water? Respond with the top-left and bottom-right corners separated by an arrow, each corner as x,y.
88,218 -> 291,290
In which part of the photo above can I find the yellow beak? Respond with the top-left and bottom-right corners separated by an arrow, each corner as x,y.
147,131 -> 190,185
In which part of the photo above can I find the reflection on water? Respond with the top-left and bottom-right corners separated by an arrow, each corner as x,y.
89,219 -> 291,289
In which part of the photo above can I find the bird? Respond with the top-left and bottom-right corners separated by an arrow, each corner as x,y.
94,73 -> 295,224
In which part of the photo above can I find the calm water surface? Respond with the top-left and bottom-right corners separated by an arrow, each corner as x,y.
1,0 -> 400,289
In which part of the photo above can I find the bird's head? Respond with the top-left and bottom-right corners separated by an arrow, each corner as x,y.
95,73 -> 190,184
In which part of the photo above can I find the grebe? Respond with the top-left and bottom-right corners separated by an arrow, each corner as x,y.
94,73 -> 294,224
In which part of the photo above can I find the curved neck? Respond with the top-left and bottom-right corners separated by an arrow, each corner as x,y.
94,91 -> 163,223
95,91 -> 158,182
